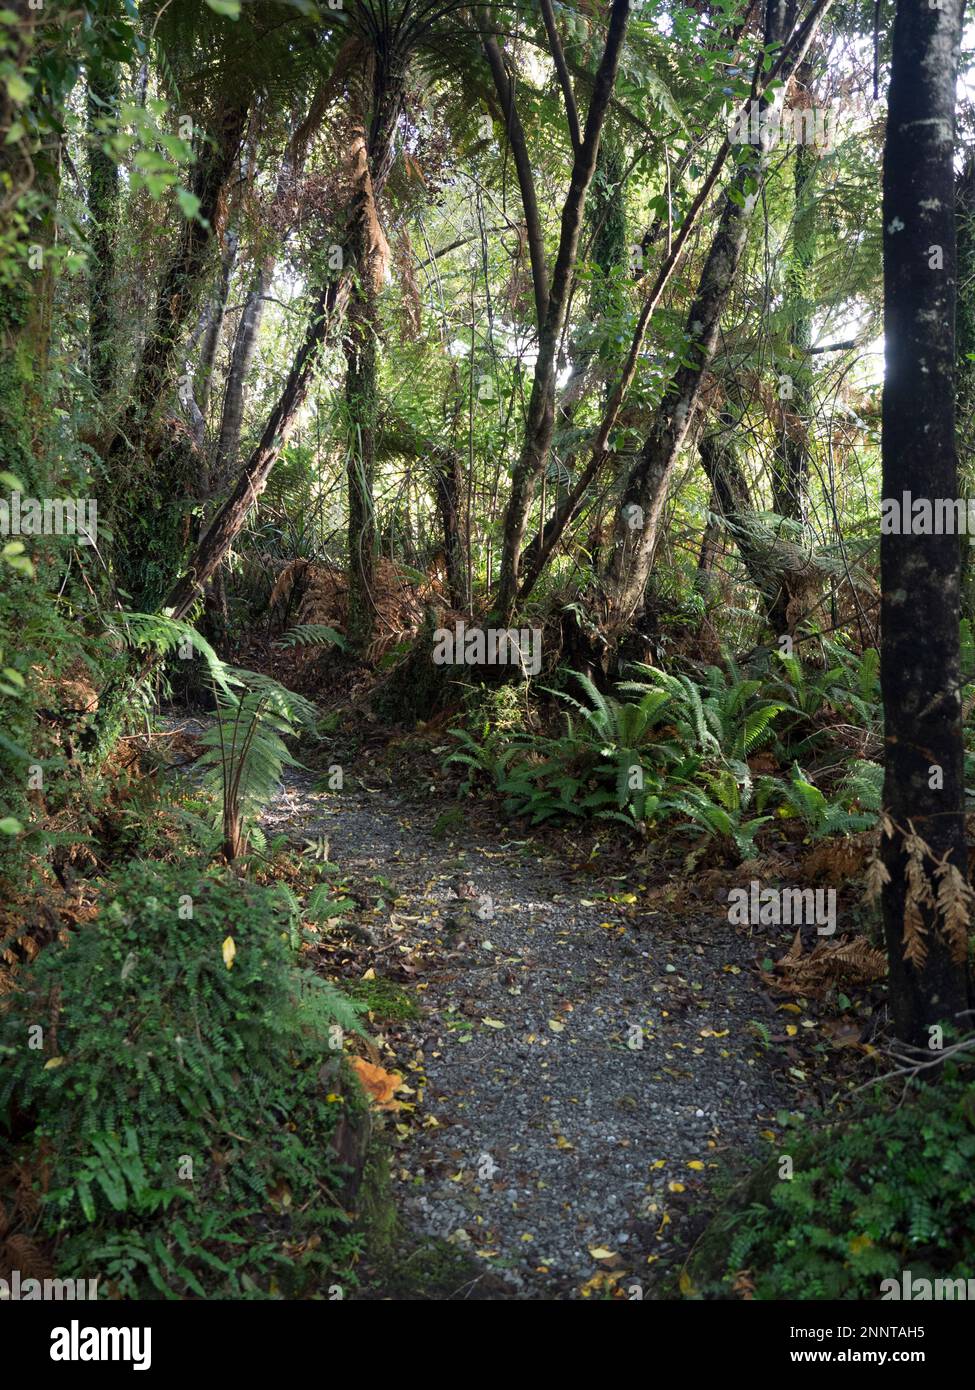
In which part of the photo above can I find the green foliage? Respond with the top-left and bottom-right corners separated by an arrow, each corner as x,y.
690,1069 -> 975,1300
448,651 -> 882,857
274,624 -> 348,651
762,762 -> 879,838
196,684 -> 304,859
0,860 -> 368,1298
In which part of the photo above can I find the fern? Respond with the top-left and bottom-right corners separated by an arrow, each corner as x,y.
196,685 -> 302,860
274,623 -> 348,651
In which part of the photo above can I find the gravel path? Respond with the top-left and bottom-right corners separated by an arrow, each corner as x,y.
260,769 -> 795,1300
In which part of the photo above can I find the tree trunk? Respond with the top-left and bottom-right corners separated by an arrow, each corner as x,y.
188,229 -> 238,452
163,60 -> 397,626
210,67 -> 344,488
211,255 -> 271,484
879,0 -> 971,1049
128,100 -> 249,423
592,0 -> 830,655
488,0 -> 631,622
769,111 -> 818,636
86,64 -> 119,402
163,272 -> 353,622
955,156 -> 975,622
431,446 -> 468,609
105,99 -> 249,603
343,59 -> 403,654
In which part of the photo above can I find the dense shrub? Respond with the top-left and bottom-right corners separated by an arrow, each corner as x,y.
0,860 -> 368,1298
687,1068 -> 975,1299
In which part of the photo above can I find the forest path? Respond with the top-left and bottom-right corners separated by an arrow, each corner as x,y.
262,768 -> 794,1300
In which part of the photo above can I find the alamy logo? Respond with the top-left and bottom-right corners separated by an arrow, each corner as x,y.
881,491 -> 975,542
727,880 -> 836,935
881,1271 -> 975,1300
432,621 -> 542,676
1,1270 -> 98,1301
0,491 -> 97,544
729,101 -> 838,150
50,1320 -> 151,1371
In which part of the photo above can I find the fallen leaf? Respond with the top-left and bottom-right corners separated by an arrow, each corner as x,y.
350,1056 -> 404,1111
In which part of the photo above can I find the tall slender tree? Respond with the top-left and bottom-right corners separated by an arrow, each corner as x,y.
879,0 -> 971,1047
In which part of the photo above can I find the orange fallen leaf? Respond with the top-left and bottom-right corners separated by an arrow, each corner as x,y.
349,1056 -> 404,1110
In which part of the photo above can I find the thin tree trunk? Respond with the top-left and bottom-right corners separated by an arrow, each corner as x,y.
86,64 -> 119,401
164,272 -> 354,622
211,255 -> 271,483
431,445 -> 468,609
126,100 -> 249,422
879,0 -> 971,1047
488,0 -> 631,622
343,59 -> 403,654
184,228 -> 238,456
211,64 -> 347,487
164,60 -> 397,626
593,0 -> 831,652
769,107 -> 817,635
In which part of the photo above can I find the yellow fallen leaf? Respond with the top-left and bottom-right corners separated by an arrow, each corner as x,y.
362,967 -> 376,980
482,1018 -> 505,1029
668,1181 -> 685,1193
44,1056 -> 64,1069
548,1019 -> 565,1033
581,1270 -> 623,1297
687,1160 -> 705,1171
588,1245 -> 616,1260
222,936 -> 236,969
679,1269 -> 696,1295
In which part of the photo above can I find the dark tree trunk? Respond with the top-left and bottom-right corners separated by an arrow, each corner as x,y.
880,0 -> 971,1048
955,156 -> 975,621
431,446 -> 468,609
128,100 -> 249,422
343,59 -> 404,654
86,65 -> 119,401
488,0 -> 631,622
